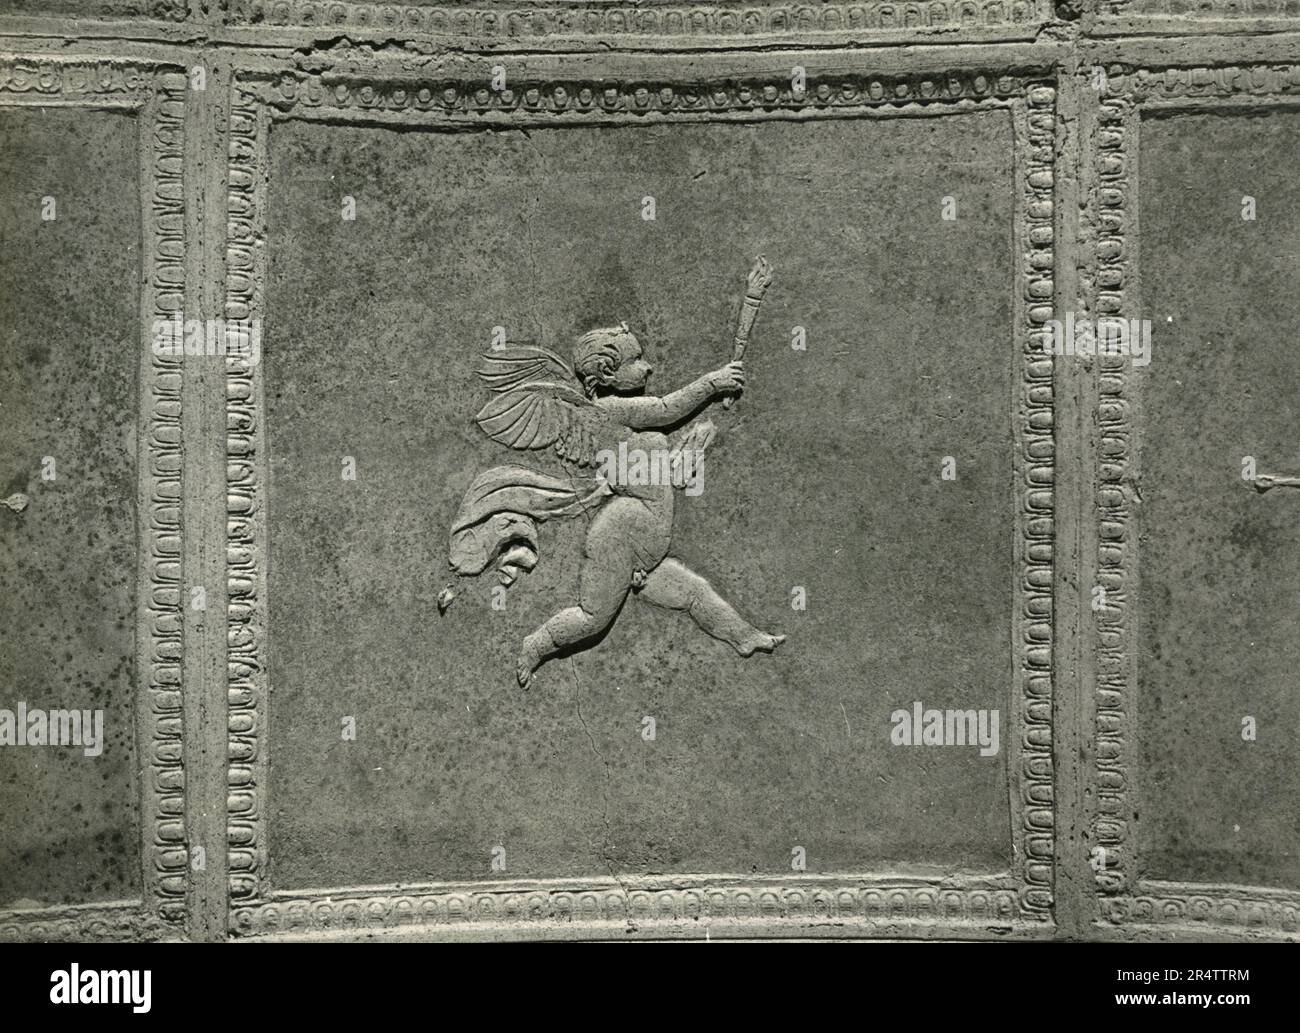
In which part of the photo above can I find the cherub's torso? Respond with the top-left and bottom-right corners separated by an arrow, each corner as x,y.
588,412 -> 674,572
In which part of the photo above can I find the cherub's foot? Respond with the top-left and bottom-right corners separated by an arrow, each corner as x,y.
736,632 -> 786,657
516,633 -> 545,690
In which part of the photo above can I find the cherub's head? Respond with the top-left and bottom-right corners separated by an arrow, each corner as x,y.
573,323 -> 654,398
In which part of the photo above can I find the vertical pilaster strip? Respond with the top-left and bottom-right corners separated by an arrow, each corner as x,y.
1090,71 -> 1137,902
185,44 -> 234,943
225,76 -> 269,923
142,70 -> 188,929
1050,49 -> 1088,940
1018,81 -> 1057,919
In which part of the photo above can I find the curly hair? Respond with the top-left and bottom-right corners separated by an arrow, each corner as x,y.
572,322 -> 630,398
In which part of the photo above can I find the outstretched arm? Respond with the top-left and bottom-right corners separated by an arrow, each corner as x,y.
1253,473 -> 1300,493
600,362 -> 745,429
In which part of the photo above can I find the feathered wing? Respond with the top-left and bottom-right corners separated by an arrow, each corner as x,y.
474,346 -> 610,467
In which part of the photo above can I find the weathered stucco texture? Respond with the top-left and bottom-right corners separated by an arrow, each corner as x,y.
1138,108 -> 1300,889
0,107 -> 141,907
263,111 -> 1016,889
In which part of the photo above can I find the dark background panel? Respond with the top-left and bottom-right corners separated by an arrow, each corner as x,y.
1139,108 -> 1300,889
264,111 -> 1017,889
0,107 -> 142,907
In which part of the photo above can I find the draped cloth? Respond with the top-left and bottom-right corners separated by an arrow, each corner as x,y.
447,464 -> 609,580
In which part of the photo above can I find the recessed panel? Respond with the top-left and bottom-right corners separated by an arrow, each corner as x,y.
1139,109 -> 1300,888
0,107 -> 141,907
263,112 -> 1017,890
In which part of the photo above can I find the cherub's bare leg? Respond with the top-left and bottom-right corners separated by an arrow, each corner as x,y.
637,557 -> 784,656
516,555 -> 632,689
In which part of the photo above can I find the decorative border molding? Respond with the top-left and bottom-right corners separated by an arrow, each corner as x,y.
1131,63 -> 1300,100
0,58 -> 168,100
247,65 -> 1044,115
225,81 -> 266,909
232,877 -> 1028,937
223,60 -> 1056,936
223,1 -> 1051,42
1096,0 -> 1300,17
1017,80 -> 1057,918
142,64 -> 190,931
0,58 -> 188,942
1087,0 -> 1300,38
0,902 -> 176,944
0,1 -> 188,20
1100,884 -> 1300,936
1089,67 -> 1135,898
1085,60 -> 1300,939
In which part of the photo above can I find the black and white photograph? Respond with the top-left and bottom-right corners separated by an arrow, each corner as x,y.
0,0 -> 1294,1013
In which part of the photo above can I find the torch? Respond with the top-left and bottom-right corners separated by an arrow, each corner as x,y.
723,255 -> 774,410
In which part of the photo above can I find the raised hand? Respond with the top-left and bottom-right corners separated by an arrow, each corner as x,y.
708,360 -> 746,394
747,255 -> 774,295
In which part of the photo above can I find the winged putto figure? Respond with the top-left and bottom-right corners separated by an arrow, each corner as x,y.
440,257 -> 786,688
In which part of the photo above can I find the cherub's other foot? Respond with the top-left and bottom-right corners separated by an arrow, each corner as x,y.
516,634 -> 545,690
737,632 -> 786,657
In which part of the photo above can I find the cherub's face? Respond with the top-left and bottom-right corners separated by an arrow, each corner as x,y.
605,332 -> 654,393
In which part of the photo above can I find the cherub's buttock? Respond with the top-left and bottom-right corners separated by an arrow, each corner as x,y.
585,496 -> 670,572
